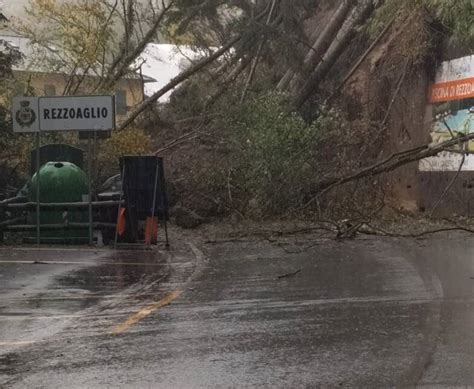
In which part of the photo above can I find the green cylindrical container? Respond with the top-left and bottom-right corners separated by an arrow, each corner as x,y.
28,162 -> 89,243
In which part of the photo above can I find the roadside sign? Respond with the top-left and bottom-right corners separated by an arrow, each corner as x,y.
39,95 -> 115,131
12,95 -> 116,132
12,97 -> 40,133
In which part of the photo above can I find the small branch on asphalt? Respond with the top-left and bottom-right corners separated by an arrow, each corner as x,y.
277,269 -> 301,279
362,223 -> 474,238
271,224 -> 338,236
204,238 -> 253,244
336,221 -> 365,239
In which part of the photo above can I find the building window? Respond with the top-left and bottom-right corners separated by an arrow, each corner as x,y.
44,84 -> 56,96
116,90 -> 127,115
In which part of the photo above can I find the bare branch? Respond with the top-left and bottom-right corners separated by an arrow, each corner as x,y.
299,132 -> 474,211
97,0 -> 174,92
118,34 -> 242,130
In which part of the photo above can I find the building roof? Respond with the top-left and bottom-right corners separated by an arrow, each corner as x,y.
0,32 -> 156,83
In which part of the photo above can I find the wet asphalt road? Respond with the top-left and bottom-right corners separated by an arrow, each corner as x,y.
0,231 -> 474,387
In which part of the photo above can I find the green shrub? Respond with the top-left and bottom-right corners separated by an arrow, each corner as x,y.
369,0 -> 474,42
216,92 -> 342,215
423,0 -> 474,41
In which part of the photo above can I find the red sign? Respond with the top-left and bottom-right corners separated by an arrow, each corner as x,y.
430,77 -> 474,103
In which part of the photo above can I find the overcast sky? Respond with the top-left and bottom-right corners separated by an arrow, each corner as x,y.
1,0 -> 29,18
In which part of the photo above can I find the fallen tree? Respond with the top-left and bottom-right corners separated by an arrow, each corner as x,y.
118,34 -> 241,130
299,133 -> 474,210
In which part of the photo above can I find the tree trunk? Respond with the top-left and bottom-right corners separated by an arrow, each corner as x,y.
291,0 -> 376,110
277,0 -> 355,91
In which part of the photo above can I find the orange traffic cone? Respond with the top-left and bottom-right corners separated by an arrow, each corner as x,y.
117,207 -> 126,237
145,216 -> 159,245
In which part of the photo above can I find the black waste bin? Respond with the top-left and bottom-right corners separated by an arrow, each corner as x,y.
119,156 -> 169,243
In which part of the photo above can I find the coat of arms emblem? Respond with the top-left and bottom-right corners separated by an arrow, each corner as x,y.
15,100 -> 36,128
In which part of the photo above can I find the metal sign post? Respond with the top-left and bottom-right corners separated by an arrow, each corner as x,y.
114,165 -> 126,250
87,133 -> 93,246
35,132 -> 40,245
160,166 -> 170,250
150,161 -> 159,248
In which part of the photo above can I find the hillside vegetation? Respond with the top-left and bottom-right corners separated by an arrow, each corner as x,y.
1,0 -> 473,225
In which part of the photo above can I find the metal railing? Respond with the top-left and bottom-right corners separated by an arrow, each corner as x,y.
0,198 -> 122,239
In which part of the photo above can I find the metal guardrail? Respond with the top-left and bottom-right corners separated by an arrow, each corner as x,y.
0,200 -> 123,210
0,196 -> 28,205
6,222 -> 117,231
0,199 -> 123,235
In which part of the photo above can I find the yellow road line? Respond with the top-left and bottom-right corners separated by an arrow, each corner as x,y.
0,247 -> 147,252
1,293 -> 166,301
111,290 -> 182,335
0,340 -> 38,346
0,310 -> 143,320
0,309 -> 134,322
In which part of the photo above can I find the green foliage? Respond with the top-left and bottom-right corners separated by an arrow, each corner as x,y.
215,92 -> 342,215
0,40 -> 21,80
13,0 -> 119,95
165,0 -> 314,72
0,41 -> 25,196
369,0 -> 474,42
423,0 -> 474,42
164,0 -> 235,47
168,80 -> 207,118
